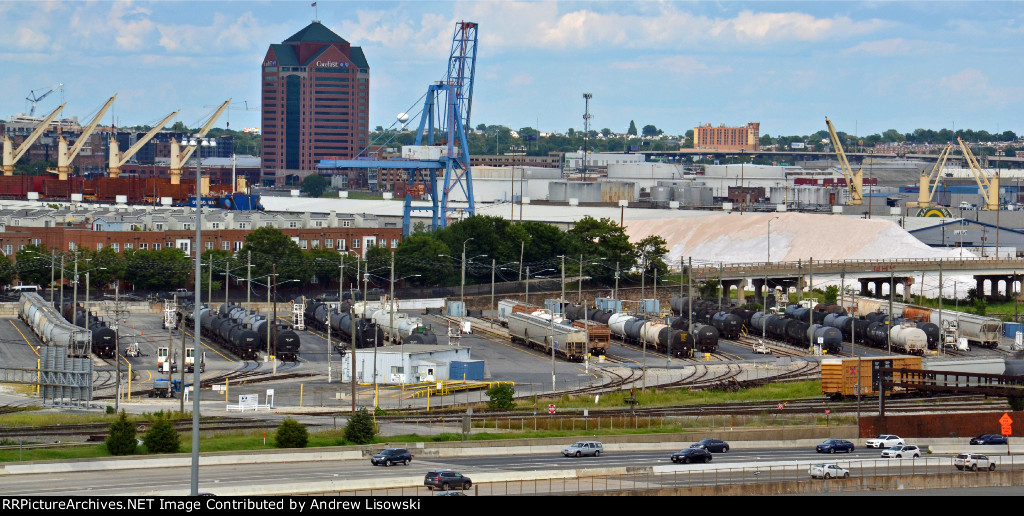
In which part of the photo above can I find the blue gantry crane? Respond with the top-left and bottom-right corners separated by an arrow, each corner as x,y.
319,21 -> 478,236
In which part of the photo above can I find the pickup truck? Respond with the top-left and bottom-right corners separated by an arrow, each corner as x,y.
809,463 -> 849,479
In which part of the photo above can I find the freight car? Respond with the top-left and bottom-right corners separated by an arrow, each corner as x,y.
667,317 -> 720,354
842,298 -> 1001,348
17,293 -> 92,353
58,301 -> 118,358
820,356 -> 923,398
370,306 -> 437,344
507,311 -> 588,362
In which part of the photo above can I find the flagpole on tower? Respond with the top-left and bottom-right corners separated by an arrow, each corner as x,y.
312,1 -> 318,22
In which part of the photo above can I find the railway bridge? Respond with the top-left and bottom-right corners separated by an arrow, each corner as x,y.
686,257 -> 1024,303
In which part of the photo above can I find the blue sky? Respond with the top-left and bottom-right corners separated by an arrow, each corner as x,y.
2,1 -> 1022,139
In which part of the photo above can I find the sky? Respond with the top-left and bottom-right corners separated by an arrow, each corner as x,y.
2,0 -> 1023,140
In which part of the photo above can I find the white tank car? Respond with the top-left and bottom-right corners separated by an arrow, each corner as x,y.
889,322 -> 928,355
641,322 -> 669,349
507,311 -> 588,362
607,313 -> 636,339
370,307 -> 427,342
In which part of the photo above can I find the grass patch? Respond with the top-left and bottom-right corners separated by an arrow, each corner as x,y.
1,384 -> 37,396
0,409 -> 194,429
520,380 -> 822,411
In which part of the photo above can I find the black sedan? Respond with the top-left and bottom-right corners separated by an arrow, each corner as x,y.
370,448 -> 412,466
816,439 -> 855,454
671,448 -> 713,464
970,434 -> 1008,445
690,438 -> 730,453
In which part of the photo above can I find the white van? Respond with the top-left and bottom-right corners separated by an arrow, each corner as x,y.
10,285 -> 39,293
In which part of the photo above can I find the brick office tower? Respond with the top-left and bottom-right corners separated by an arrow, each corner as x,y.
261,22 -> 369,185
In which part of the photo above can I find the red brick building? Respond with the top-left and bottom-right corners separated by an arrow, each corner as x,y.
693,122 -> 760,152
261,22 -> 370,186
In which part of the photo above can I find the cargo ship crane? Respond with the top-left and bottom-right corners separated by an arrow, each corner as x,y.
910,143 -> 952,209
168,99 -> 231,185
2,103 -> 66,176
957,137 -> 999,210
48,94 -> 117,180
108,110 -> 181,178
318,21 -> 478,236
824,117 -> 864,206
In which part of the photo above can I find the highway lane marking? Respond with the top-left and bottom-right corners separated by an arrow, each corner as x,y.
9,320 -> 40,358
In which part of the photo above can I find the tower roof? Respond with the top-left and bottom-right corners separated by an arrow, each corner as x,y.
284,21 -> 349,45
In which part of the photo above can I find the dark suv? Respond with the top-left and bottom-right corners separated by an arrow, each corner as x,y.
370,448 -> 412,466
970,434 -> 1008,445
690,438 -> 730,453
424,470 -> 472,491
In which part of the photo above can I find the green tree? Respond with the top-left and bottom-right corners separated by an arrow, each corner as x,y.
240,226 -> 308,284
142,413 -> 180,454
344,407 -> 377,444
300,174 -> 329,197
306,248 -> 344,287
641,124 -> 662,137
627,120 -> 638,136
395,235 -> 452,287
14,244 -> 52,287
634,235 -> 668,279
485,383 -> 516,410
565,216 -> 635,283
274,418 -> 309,448
200,249 -> 234,293
824,285 -> 839,304
125,248 -> 190,290
0,254 -> 14,287
86,246 -> 127,289
105,410 -> 137,456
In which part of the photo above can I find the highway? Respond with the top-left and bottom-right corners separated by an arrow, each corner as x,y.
0,445 -> 1009,496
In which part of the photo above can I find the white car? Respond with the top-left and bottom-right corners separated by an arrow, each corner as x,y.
865,434 -> 904,449
752,340 -> 772,354
954,453 -> 996,471
809,463 -> 850,479
880,444 -> 921,458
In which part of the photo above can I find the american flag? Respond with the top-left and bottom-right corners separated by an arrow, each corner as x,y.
311,2 -> 317,6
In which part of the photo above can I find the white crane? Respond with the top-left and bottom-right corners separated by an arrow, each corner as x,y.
48,95 -> 117,180
26,83 -> 64,116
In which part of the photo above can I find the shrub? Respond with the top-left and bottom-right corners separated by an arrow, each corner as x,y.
106,410 -> 137,456
143,414 -> 181,454
344,408 -> 377,445
274,418 -> 309,448
486,383 -> 516,410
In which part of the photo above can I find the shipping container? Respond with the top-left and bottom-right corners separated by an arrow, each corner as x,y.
448,360 -> 485,381
821,356 -> 923,398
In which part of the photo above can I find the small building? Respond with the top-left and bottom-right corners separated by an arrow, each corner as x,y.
908,218 -> 1024,257
339,344 -> 475,385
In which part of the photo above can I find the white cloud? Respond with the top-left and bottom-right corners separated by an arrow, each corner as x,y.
842,38 -> 949,57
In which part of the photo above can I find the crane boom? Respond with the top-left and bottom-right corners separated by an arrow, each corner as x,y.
169,99 -> 231,185
108,110 -> 181,178
825,116 -> 863,206
958,137 -> 999,210
48,95 -> 118,180
2,103 -> 66,176
27,83 -> 63,116
912,143 -> 952,209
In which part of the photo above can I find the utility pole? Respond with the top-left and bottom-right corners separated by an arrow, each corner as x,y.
888,270 -> 894,355
614,262 -> 620,301
578,254 -> 584,304
491,258 -> 496,316
938,261 -> 943,356
49,250 -> 55,303
688,257 -> 693,357
272,262 -> 278,375
526,266 -> 531,306
224,260 -> 230,306
809,257 -> 814,352
246,251 -> 252,315
207,254 -> 213,305
59,253 -> 65,310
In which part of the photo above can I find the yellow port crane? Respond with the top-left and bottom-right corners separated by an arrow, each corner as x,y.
908,143 -> 953,209
957,137 -> 1000,211
824,117 -> 863,206
48,94 -> 117,180
2,104 -> 66,176
108,109 -> 181,178
168,99 -> 231,185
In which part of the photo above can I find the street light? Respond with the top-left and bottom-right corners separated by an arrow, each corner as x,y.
185,136 -> 215,497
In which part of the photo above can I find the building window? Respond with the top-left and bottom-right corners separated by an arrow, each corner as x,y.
155,223 -> 164,231
391,239 -> 398,248
353,239 -> 360,249
325,239 -> 334,249
311,240 -> 320,249
314,220 -> 324,228
379,238 -> 386,247
97,243 -> 103,251
234,241 -> 243,252
299,240 -> 308,249
111,243 -> 119,252
289,221 -> 298,228
125,243 -> 133,249
183,223 -> 193,230
18,244 -> 25,252
222,241 -> 230,251
342,220 -> 351,228
337,239 -> 346,251
238,222 -> 248,229
140,243 -> 148,250
2,245 -> 11,256
153,243 -> 161,250
205,242 -> 214,250
69,242 -> 76,251
211,222 -> 221,229
32,238 -> 41,246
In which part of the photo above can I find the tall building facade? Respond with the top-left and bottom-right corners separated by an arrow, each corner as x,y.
261,22 -> 369,185
693,122 -> 760,152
